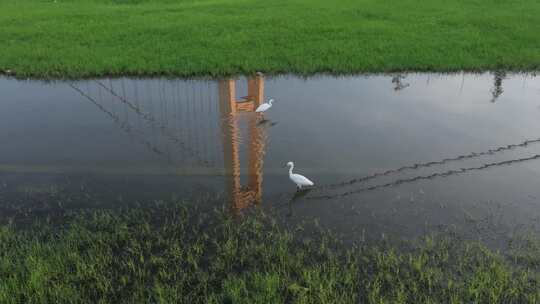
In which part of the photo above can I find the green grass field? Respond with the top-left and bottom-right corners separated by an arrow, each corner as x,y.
1,0 -> 539,78
1,202 -> 540,303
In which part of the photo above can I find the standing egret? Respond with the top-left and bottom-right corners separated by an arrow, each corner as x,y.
286,161 -> 314,189
255,99 -> 274,113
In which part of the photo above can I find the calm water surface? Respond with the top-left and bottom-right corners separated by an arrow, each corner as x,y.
1,72 -> 540,241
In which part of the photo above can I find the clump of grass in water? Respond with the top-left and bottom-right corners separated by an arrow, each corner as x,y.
0,201 -> 539,303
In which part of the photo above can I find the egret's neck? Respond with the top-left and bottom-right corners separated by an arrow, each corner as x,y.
268,99 -> 273,105
288,164 -> 294,175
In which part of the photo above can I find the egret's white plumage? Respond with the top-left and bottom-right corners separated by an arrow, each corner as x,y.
287,161 -> 314,189
255,99 -> 274,113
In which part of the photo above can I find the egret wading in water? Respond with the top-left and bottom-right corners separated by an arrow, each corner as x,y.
255,98 -> 274,113
286,161 -> 314,190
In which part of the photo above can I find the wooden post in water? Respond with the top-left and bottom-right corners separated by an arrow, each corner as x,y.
218,75 -> 266,211
218,79 -> 241,209
246,74 -> 265,204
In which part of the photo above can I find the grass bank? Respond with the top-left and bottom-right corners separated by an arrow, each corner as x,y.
1,202 -> 540,303
1,0 -> 539,78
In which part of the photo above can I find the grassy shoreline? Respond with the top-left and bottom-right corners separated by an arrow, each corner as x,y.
1,0 -> 540,78
1,202 -> 540,303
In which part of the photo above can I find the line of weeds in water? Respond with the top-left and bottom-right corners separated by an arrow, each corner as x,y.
0,201 -> 539,303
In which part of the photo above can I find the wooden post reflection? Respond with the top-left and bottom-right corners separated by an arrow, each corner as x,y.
219,75 -> 266,211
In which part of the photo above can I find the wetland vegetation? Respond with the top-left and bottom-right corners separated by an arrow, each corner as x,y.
2,73 -> 540,302
1,201 -> 540,303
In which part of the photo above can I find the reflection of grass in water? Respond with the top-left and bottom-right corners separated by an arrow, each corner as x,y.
1,202 -> 539,303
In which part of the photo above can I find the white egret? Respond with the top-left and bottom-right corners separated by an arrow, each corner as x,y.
255,99 -> 274,113
286,161 -> 314,189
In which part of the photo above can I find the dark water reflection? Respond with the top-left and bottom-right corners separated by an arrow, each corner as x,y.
1,73 -> 540,242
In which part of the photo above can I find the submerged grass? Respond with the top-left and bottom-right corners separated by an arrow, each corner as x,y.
0,0 -> 540,78
1,201 -> 540,303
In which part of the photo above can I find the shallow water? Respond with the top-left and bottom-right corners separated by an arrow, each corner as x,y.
1,72 -> 540,241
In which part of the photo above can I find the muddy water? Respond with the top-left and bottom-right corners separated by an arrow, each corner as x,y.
1,73 -> 540,241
